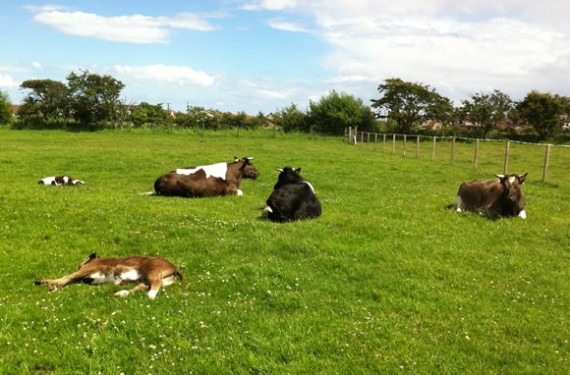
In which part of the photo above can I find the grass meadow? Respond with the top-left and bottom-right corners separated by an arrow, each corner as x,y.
0,128 -> 569,374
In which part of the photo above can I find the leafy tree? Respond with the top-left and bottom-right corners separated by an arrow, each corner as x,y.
371,78 -> 451,134
18,79 -> 70,124
308,90 -> 374,135
67,70 -> 125,127
0,90 -> 11,125
273,103 -> 307,132
461,90 -> 513,138
130,102 -> 168,127
517,91 -> 567,140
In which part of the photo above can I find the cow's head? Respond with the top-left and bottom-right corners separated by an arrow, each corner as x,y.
78,253 -> 99,269
237,156 -> 260,180
274,167 -> 303,189
496,173 -> 527,202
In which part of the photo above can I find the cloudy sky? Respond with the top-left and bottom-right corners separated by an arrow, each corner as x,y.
1,0 -> 569,114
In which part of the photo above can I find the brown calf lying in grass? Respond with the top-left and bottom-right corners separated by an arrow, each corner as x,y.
35,253 -> 183,299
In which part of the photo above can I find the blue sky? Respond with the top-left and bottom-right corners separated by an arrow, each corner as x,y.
1,0 -> 570,114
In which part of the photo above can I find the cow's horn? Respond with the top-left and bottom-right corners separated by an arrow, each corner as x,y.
276,168 -> 284,172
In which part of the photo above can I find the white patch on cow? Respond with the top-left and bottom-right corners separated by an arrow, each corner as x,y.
263,206 -> 273,213
114,290 -> 129,297
73,179 -> 85,185
120,269 -> 140,281
162,278 -> 175,287
148,289 -> 158,299
176,162 -> 228,180
518,210 -> 527,219
63,176 -> 70,184
237,189 -> 243,196
88,271 -> 119,284
40,177 -> 57,185
508,176 -> 516,184
303,181 -> 315,193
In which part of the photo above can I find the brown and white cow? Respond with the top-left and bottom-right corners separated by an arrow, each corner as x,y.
153,156 -> 259,198
456,173 -> 528,219
38,176 -> 85,186
35,253 -> 183,299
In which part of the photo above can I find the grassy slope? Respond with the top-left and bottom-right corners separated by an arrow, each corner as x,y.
0,128 -> 568,374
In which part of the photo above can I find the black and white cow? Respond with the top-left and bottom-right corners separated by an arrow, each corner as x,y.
38,176 -> 85,186
456,173 -> 528,219
263,167 -> 322,222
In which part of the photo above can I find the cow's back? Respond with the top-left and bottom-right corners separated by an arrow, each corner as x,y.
266,183 -> 321,222
155,171 -> 230,197
457,179 -> 500,209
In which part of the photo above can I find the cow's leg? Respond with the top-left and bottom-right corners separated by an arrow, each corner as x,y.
143,270 -> 166,300
114,283 -> 148,297
35,270 -> 90,291
456,196 -> 464,212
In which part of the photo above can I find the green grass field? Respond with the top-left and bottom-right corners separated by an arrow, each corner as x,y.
0,128 -> 569,374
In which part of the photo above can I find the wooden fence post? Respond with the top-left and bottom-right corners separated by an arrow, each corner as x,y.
403,135 -> 407,156
360,131 -> 364,144
450,137 -> 456,164
542,144 -> 551,182
374,133 -> 378,143
432,137 -> 436,160
416,136 -> 420,158
392,134 -> 396,154
382,134 -> 386,152
474,139 -> 480,169
503,141 -> 510,174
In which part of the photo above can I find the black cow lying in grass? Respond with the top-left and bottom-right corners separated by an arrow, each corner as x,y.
263,167 -> 322,222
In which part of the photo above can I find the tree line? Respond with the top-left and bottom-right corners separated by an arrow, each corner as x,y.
0,72 -> 568,141
370,78 -> 570,141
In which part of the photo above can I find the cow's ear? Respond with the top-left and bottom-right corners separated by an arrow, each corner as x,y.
233,156 -> 239,162
496,174 -> 505,181
295,167 -> 301,174
519,173 -> 528,184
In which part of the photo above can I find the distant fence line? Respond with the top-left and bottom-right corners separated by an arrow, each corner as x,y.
346,127 -> 570,182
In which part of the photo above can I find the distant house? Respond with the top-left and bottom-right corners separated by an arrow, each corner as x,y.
10,104 -> 20,117
165,109 -> 177,118
419,119 -> 443,131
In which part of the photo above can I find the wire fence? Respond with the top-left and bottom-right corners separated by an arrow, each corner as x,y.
346,128 -> 570,183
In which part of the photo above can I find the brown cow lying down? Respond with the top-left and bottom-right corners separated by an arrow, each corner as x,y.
456,173 -> 528,219
35,253 -> 183,299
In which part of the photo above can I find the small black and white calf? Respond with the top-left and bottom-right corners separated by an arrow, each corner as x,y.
38,176 -> 85,186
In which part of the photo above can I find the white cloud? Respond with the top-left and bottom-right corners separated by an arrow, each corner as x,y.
0,74 -> 19,89
253,0 -> 570,101
31,9 -> 215,44
114,64 -> 217,87
242,0 -> 298,11
268,19 -> 309,33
